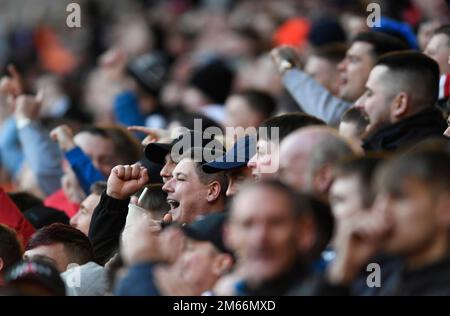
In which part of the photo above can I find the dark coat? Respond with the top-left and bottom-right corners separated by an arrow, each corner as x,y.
363,107 -> 447,152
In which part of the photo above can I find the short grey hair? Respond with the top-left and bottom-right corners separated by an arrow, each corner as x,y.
305,136 -> 354,189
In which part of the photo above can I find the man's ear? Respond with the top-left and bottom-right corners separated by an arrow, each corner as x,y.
207,181 -> 222,203
391,92 -> 409,120
212,253 -> 234,276
313,164 -> 333,195
0,257 -> 4,273
297,215 -> 316,254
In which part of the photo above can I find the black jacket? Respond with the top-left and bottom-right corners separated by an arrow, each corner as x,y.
238,258 -> 315,296
88,191 -> 129,265
362,107 -> 447,152
316,255 -> 450,296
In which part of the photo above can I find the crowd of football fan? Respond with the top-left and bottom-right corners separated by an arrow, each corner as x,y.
0,0 -> 450,296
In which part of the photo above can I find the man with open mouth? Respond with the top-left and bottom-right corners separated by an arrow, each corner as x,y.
162,147 -> 228,224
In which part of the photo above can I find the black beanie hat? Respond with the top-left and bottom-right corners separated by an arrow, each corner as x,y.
189,59 -> 235,104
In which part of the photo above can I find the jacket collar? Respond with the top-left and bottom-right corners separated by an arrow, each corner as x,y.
363,106 -> 447,152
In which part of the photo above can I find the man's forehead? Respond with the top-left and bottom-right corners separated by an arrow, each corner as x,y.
173,158 -> 195,173
75,132 -> 112,151
368,65 -> 390,83
348,41 -> 373,56
232,187 -> 290,213
430,33 -> 450,46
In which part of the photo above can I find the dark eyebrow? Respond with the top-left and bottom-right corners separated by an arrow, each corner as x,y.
25,254 -> 57,266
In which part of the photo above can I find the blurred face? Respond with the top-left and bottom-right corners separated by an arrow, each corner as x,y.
61,162 -> 85,203
160,153 -> 177,183
176,239 -> 224,294
247,139 -> 278,181
228,187 -> 299,284
224,96 -> 263,129
182,87 -> 208,111
162,159 -> 211,224
74,132 -> 120,177
418,20 -> 441,51
424,34 -> 450,75
376,177 -> 449,260
278,143 -> 309,190
354,65 -> 395,134
24,243 -> 70,272
339,121 -> 361,141
70,193 -> 101,236
225,167 -> 252,197
337,41 -> 375,101
305,56 -> 339,94
444,115 -> 450,138
330,175 -> 364,223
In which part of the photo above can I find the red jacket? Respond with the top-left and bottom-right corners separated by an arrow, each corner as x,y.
0,188 -> 36,247
44,188 -> 80,218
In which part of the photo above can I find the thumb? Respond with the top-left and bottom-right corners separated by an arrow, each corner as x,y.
163,213 -> 173,225
49,129 -> 58,142
139,167 -> 149,184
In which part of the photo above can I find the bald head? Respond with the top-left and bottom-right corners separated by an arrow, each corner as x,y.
279,127 -> 357,200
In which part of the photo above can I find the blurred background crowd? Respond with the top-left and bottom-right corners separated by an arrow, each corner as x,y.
0,0 -> 449,296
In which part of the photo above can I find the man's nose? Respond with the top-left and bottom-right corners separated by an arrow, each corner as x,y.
354,95 -> 366,110
247,154 -> 257,169
162,177 -> 175,193
337,58 -> 347,72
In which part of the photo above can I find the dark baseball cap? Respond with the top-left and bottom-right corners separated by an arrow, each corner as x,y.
4,259 -> 66,296
202,135 -> 256,173
126,52 -> 169,96
182,213 -> 232,255
145,129 -> 225,165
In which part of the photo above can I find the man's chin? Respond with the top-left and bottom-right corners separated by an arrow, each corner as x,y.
169,208 -> 181,223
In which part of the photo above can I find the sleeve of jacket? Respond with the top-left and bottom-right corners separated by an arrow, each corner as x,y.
282,69 -> 352,126
0,188 -> 36,247
0,117 -> 24,178
17,122 -> 64,196
64,147 -> 106,195
115,262 -> 161,296
113,91 -> 146,139
88,191 -> 130,265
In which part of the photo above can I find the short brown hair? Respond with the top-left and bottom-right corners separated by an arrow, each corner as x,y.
376,143 -> 450,195
90,181 -> 107,195
334,155 -> 386,208
341,107 -> 369,136
0,224 -> 22,271
27,223 -> 94,265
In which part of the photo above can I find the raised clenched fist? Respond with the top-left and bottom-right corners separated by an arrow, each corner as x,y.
14,91 -> 44,121
50,125 -> 76,152
107,164 -> 149,200
0,65 -> 23,98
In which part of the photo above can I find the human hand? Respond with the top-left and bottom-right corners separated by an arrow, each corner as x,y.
270,45 -> 302,74
14,90 -> 44,121
50,125 -> 76,152
0,64 -> 24,98
107,164 -> 149,200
